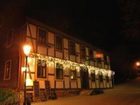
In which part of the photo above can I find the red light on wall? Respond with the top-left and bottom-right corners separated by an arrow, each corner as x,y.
95,53 -> 103,58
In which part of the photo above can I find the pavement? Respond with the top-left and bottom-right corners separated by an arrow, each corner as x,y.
31,77 -> 140,105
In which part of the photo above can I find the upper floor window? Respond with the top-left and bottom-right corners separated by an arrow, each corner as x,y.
37,59 -> 46,78
55,36 -> 63,51
56,63 -> 63,79
38,28 -> 47,46
89,49 -> 94,60
69,41 -> 75,55
80,45 -> 86,59
4,60 -> 12,80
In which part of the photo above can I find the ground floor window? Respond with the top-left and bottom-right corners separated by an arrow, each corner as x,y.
56,63 -> 63,79
4,60 -> 12,80
70,70 -> 77,80
98,71 -> 103,82
91,70 -> 96,81
106,75 -> 109,82
37,59 -> 46,78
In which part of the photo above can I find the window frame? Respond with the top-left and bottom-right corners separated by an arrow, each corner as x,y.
55,35 -> 63,51
90,70 -> 96,81
80,45 -> 86,60
56,63 -> 64,79
70,69 -> 77,80
38,28 -> 47,46
37,59 -> 47,78
4,60 -> 12,80
69,40 -> 76,55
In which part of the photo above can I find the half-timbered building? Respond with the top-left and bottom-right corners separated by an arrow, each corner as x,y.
0,17 -> 114,101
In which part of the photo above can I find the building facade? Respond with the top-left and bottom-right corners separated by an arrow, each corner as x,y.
0,18 -> 114,101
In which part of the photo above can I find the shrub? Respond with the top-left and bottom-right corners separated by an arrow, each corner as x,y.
0,88 -> 19,105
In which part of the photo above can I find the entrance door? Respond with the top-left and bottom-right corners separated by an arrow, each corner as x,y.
80,67 -> 89,89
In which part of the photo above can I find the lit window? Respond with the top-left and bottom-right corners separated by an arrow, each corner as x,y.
98,71 -> 103,82
4,60 -> 12,80
37,60 -> 46,78
91,70 -> 95,81
56,63 -> 63,79
70,70 -> 77,80
38,28 -> 47,45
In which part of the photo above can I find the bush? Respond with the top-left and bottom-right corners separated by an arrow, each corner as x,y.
0,88 -> 19,105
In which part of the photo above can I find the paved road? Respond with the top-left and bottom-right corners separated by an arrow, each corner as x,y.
32,77 -> 140,105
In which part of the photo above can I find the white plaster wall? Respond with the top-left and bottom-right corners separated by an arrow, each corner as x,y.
64,50 -> 69,60
27,24 -> 37,38
48,76 -> 55,88
55,51 -> 63,59
39,80 -> 45,89
48,47 -> 54,57
37,46 -> 47,55
77,78 -> 81,88
64,77 -> 70,89
56,81 -> 64,88
47,63 -> 55,74
63,38 -> 68,49
48,32 -> 54,44
71,81 -> 77,88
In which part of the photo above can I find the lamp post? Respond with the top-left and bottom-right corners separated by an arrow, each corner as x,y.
23,44 -> 31,105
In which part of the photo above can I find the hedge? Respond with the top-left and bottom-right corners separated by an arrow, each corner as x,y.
0,88 -> 19,105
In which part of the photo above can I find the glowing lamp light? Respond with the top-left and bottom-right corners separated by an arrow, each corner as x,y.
112,71 -> 115,75
21,66 -> 29,72
70,75 -> 74,79
136,61 -> 140,67
26,79 -> 33,86
23,44 -> 31,56
27,57 -> 32,63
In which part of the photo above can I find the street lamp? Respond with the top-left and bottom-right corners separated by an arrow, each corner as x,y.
136,61 -> 140,67
23,44 -> 31,105
134,61 -> 140,77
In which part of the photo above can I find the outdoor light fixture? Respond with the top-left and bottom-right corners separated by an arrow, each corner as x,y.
136,61 -> 140,67
23,45 -> 31,56
23,44 -> 31,105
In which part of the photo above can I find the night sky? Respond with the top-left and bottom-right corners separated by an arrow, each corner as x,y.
26,0 -> 120,51
1,0 -> 140,82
